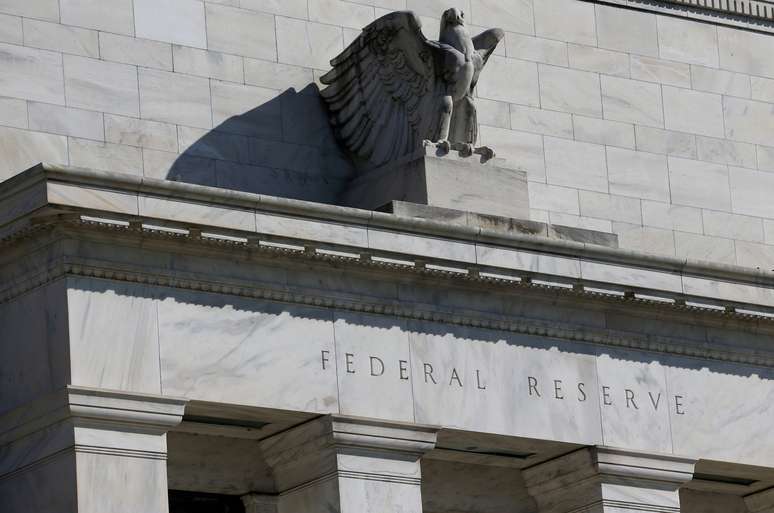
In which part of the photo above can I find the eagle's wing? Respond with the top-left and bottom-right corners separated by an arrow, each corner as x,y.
320,11 -> 443,167
470,28 -> 505,90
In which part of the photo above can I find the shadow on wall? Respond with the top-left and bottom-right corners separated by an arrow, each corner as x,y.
166,84 -> 355,204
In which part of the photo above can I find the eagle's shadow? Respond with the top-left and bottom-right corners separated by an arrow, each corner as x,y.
166,84 -> 355,204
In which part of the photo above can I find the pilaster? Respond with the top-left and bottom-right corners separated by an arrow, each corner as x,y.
523,447 -> 696,513
0,386 -> 186,513
259,415 -> 438,513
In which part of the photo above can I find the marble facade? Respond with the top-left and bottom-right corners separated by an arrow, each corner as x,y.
2,162 -> 774,512
3,1 -> 774,512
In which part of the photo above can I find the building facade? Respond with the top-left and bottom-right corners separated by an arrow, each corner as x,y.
2,1 -> 774,512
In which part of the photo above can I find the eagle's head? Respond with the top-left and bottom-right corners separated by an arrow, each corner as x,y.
441,7 -> 465,27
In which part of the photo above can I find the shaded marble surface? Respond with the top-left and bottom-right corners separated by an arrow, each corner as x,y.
158,290 -> 339,414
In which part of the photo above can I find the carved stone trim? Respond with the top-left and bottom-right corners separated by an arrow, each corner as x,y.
2,220 -> 774,367
595,0 -> 774,31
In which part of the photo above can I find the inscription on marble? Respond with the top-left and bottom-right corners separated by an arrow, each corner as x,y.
322,351 -> 687,415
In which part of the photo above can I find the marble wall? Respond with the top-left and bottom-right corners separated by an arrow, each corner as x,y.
1,1 -> 774,269
62,277 -> 774,468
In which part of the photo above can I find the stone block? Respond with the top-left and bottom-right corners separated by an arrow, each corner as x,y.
544,136 -> 608,193
0,13 -> 21,44
766,220 -> 774,244
663,86 -> 723,138
606,147 -> 669,201
309,0 -> 374,30
134,0 -> 206,48
635,126 -> 696,158
343,148 -> 529,219
675,231 -> 735,264
601,75 -> 663,127
239,0 -> 307,17
657,15 -> 718,67
138,68 -> 211,129
702,210 -> 763,243
406,0 -> 470,19
476,55 -> 539,106
159,293 -> 338,412
505,32 -> 567,66
104,114 -> 178,153
211,80 -> 282,139
691,65 -> 750,97
206,3 -> 276,60
99,33 -> 173,70
178,125 -> 249,163
0,126 -> 68,180
475,98 -> 510,129
668,157 -> 731,211
630,55 -> 690,88
64,55 -> 138,117
28,102 -> 104,141
23,19 -> 99,58
143,149 -> 216,184
276,17 -> 342,70
757,145 -> 774,173
568,44 -> 629,78
595,4 -> 658,57
333,313 -> 414,420
0,42 -> 64,105
729,166 -> 774,219
60,0 -> 134,36
613,222 -> 676,256
244,59 -> 314,92
548,212 -> 612,233
67,280 -> 162,393
718,26 -> 774,79
579,190 -> 642,225
3,1 -> 56,22
68,138 -> 143,175
735,240 -> 774,270
478,125 -> 545,182
534,0 -> 596,46
539,64 -> 601,117
0,96 -> 27,129
175,46 -> 244,83
509,104 -> 572,138
470,0 -> 534,35
528,181 -> 579,215
750,76 -> 774,103
572,116 -> 635,149
724,97 -> 774,146
696,136 -> 756,169
641,200 -> 703,233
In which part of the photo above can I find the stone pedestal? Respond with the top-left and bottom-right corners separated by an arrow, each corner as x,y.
259,415 -> 437,513
0,386 -> 186,513
341,145 -> 530,219
523,447 -> 695,513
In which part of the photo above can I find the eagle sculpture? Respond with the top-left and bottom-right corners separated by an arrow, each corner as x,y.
320,8 -> 504,169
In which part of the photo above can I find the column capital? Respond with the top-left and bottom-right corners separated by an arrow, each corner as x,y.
1,386 -> 187,447
524,447 -> 696,513
259,415 -> 438,492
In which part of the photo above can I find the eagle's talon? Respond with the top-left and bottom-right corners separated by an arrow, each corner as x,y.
452,142 -> 474,157
436,140 -> 451,154
474,146 -> 496,161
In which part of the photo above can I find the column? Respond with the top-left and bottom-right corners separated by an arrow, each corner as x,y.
523,447 -> 695,513
0,386 -> 186,513
259,415 -> 438,513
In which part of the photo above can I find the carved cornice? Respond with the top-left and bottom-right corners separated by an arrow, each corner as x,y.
2,219 -> 774,369
661,0 -> 774,21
